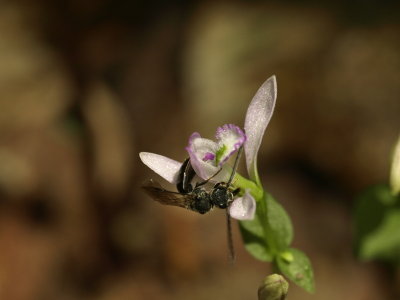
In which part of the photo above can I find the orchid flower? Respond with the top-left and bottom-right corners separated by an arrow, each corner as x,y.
139,76 -> 315,293
140,124 -> 254,220
139,75 -> 277,220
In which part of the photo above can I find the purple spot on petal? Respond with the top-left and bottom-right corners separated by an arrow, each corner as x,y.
203,152 -> 215,161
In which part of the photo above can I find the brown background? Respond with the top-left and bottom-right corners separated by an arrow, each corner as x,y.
0,0 -> 399,299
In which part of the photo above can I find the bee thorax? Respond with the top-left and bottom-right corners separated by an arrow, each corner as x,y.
191,188 -> 212,214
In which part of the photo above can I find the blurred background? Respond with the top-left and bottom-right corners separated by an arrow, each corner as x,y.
0,0 -> 399,299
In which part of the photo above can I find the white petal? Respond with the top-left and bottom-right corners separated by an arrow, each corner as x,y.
185,132 -> 236,182
186,133 -> 219,180
244,75 -> 277,181
215,124 -> 246,166
139,152 -> 182,184
390,135 -> 400,195
229,190 -> 256,220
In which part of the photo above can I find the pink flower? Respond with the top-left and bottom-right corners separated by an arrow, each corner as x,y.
140,75 -> 277,221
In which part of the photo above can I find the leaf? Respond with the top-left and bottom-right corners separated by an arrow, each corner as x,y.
354,184 -> 399,257
265,193 -> 293,251
359,209 -> 400,262
239,192 -> 293,261
276,248 -> 315,293
239,220 -> 273,262
240,209 -> 264,237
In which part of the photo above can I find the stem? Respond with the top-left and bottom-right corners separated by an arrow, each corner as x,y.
233,174 -> 278,256
258,193 -> 278,255
232,173 -> 264,201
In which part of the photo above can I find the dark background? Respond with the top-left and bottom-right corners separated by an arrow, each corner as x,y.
0,0 -> 399,299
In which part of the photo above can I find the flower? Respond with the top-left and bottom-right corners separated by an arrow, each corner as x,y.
390,134 -> 400,196
139,152 -> 181,184
228,75 -> 277,219
140,124 -> 252,219
139,75 -> 278,221
244,75 -> 277,186
186,124 -> 246,182
139,124 -> 246,184
228,189 -> 256,220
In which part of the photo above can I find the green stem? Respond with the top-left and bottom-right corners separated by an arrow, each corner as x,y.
258,193 -> 279,255
232,173 -> 264,201
233,174 -> 277,255
233,174 -> 281,256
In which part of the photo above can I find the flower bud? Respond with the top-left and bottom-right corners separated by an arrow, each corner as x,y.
258,274 -> 289,300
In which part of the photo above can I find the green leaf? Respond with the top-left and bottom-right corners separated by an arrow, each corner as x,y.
239,220 -> 273,262
265,193 -> 293,251
354,184 -> 399,257
239,193 -> 293,262
359,209 -> 400,262
276,248 -> 315,293
240,209 -> 264,237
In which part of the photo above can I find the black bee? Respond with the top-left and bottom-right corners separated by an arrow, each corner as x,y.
142,147 -> 243,261
141,177 -> 213,215
142,147 -> 242,215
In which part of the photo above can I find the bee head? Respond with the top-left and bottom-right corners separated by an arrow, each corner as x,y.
210,184 -> 232,209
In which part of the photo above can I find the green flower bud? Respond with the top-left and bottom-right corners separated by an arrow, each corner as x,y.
258,274 -> 289,300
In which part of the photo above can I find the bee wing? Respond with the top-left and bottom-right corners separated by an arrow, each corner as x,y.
141,180 -> 192,210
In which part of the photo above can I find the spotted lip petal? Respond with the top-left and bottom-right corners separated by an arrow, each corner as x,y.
185,132 -> 231,182
244,75 -> 277,182
139,152 -> 182,184
215,124 -> 246,166
185,132 -> 219,180
229,190 -> 256,220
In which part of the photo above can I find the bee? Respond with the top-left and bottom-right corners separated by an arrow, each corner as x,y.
141,177 -> 214,215
142,146 -> 243,261
142,147 -> 242,214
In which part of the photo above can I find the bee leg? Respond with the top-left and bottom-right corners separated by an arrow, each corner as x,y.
232,187 -> 240,196
194,167 -> 222,188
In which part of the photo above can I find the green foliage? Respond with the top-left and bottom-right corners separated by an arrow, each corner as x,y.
239,213 -> 273,262
276,248 -> 315,293
264,194 -> 293,251
354,184 -> 400,262
239,193 -> 314,292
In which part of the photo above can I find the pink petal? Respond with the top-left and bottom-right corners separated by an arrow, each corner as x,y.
215,124 -> 246,166
229,190 -> 256,220
244,75 -> 277,181
139,152 -> 182,184
185,132 -> 219,180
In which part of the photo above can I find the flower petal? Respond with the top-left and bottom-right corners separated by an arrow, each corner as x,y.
244,75 -> 277,182
185,132 -> 219,180
139,152 -> 181,184
229,190 -> 256,220
215,124 -> 246,166
390,134 -> 400,195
